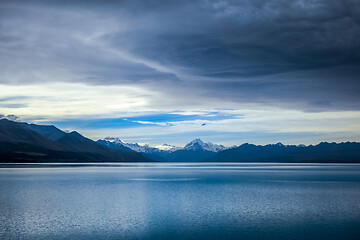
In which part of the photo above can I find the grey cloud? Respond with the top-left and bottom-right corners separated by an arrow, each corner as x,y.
105,0 -> 360,74
0,2 -> 178,85
199,66 -> 360,111
0,103 -> 27,108
0,0 -> 359,111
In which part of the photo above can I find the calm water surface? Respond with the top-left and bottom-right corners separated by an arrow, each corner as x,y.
0,163 -> 360,240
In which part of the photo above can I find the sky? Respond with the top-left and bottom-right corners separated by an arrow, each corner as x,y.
0,0 -> 360,147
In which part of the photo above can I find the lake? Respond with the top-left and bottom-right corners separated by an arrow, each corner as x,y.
0,163 -> 360,240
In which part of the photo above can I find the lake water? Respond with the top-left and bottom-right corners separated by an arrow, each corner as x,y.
0,163 -> 360,240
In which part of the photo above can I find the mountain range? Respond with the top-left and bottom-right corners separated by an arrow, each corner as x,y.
97,138 -> 226,162
1,118 -> 360,163
0,119 -> 150,163
98,137 -> 360,163
208,142 -> 360,163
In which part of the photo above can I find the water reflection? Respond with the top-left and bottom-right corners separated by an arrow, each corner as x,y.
0,163 -> 360,239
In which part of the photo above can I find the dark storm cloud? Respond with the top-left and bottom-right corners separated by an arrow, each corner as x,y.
200,66 -> 360,111
0,0 -> 359,111
103,0 -> 360,76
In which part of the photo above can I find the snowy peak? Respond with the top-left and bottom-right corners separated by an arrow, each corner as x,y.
100,137 -> 158,153
274,142 -> 284,147
185,139 -> 206,149
104,137 -> 124,144
154,143 -> 180,152
99,137 -> 227,153
184,139 -> 226,152
125,143 -> 154,153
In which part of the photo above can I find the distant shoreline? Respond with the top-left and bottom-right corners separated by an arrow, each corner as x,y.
1,162 -> 360,169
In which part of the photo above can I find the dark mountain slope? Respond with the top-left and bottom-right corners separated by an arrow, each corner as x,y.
167,149 -> 216,162
0,119 -> 151,163
22,123 -> 66,141
0,119 -> 63,150
207,142 -> 360,163
57,131 -> 109,153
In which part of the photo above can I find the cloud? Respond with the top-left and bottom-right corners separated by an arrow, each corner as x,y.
0,2 -> 178,86
0,0 -> 359,112
35,108 -> 360,145
0,0 -> 359,145
0,114 -> 19,121
0,82 -> 153,120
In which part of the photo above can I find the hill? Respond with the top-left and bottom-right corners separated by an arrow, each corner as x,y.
207,142 -> 360,163
0,119 -> 151,163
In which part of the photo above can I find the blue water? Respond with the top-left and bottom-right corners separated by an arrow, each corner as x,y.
0,163 -> 360,240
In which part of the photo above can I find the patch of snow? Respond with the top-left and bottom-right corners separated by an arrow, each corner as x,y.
184,139 -> 226,152
155,143 -> 181,152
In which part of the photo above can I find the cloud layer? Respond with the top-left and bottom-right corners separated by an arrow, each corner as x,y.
0,0 -> 359,145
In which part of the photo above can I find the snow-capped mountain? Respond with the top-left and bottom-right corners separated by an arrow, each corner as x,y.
97,137 -> 175,161
97,137 -> 230,162
99,137 -> 227,153
184,139 -> 226,152
100,137 -> 158,153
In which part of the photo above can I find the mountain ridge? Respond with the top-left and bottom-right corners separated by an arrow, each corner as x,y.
2,118 -> 360,163
98,137 -> 360,163
207,141 -> 360,163
97,137 -> 228,162
0,119 -> 151,163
